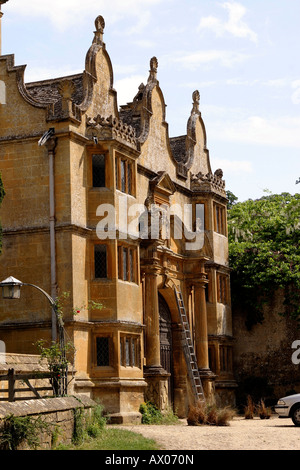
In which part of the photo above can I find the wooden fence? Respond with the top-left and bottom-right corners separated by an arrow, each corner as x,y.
0,368 -> 57,402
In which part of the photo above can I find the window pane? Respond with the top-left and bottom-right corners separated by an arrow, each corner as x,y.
121,160 -> 126,193
127,162 -> 132,195
92,154 -> 106,187
96,337 -> 109,366
129,249 -> 134,282
123,247 -> 127,281
94,245 -> 107,278
131,338 -> 136,366
125,338 -> 130,366
115,157 -> 119,190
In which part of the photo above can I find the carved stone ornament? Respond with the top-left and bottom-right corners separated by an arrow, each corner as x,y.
192,89 -> 200,114
148,57 -> 158,82
95,15 -> 105,33
93,15 -> 105,44
86,114 -> 137,148
58,80 -> 75,100
190,169 -> 226,196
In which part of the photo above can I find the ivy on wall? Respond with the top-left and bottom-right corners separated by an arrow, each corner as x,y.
227,191 -> 300,329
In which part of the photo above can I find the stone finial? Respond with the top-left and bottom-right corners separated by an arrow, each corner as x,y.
192,90 -> 200,113
148,57 -> 158,82
93,15 -> 105,44
58,80 -> 75,100
58,80 -> 76,117
214,168 -> 223,179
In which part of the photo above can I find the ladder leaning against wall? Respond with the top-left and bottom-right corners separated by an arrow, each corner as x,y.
173,284 -> 205,404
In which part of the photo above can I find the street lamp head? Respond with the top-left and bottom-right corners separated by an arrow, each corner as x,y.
0,276 -> 22,299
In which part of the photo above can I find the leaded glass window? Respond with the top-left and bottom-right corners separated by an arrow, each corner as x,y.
92,154 -> 106,187
96,337 -> 110,366
94,245 -> 107,278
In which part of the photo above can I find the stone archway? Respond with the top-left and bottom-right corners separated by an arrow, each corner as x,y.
159,293 -> 174,405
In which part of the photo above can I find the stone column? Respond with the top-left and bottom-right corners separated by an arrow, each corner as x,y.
144,269 -> 161,368
193,266 -> 215,398
194,282 -> 209,370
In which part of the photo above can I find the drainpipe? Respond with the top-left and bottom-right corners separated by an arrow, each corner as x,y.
45,136 -> 58,342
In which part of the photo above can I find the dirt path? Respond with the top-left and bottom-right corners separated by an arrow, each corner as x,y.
116,416 -> 300,450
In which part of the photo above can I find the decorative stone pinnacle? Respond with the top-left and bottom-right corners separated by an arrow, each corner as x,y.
148,57 -> 158,82
192,90 -> 200,113
93,15 -> 105,44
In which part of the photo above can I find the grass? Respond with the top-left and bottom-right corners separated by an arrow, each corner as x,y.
53,403 -> 160,450
55,428 -> 160,450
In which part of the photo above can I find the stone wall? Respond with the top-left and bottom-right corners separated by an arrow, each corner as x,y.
233,290 -> 300,407
0,395 -> 97,449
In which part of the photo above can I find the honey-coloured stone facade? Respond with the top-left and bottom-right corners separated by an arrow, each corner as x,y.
0,11 -> 236,421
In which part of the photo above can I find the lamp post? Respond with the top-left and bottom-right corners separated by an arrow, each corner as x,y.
0,276 -> 67,394
0,276 -> 63,340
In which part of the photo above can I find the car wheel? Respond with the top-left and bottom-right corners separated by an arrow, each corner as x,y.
291,406 -> 300,426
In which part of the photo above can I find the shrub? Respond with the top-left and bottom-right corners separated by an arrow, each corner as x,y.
139,402 -> 179,425
244,395 -> 255,419
139,402 -> 163,424
86,404 -> 106,436
187,400 -> 235,426
257,399 -> 272,419
72,403 -> 106,445
0,414 -> 51,450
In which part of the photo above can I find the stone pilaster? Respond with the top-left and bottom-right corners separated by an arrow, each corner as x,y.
142,262 -> 171,410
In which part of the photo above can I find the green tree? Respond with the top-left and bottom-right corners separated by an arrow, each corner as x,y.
227,192 -> 300,329
226,190 -> 238,209
0,173 -> 5,255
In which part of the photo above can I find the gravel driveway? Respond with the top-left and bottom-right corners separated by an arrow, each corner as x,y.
117,416 -> 300,450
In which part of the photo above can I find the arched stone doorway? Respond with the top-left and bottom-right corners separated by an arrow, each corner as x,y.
159,293 -> 174,405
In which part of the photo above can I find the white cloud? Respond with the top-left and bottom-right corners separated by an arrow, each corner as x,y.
114,74 -> 146,106
6,0 -> 163,32
291,80 -> 300,105
170,50 -> 250,69
209,113 -> 300,148
131,39 -> 156,49
263,78 -> 289,88
24,66 -> 83,83
226,78 -> 259,86
113,64 -> 139,76
180,80 -> 218,89
198,1 -> 257,43
213,158 -> 253,174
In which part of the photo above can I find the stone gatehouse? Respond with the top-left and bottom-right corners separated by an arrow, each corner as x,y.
0,4 -> 236,422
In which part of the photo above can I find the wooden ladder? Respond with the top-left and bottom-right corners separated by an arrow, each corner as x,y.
174,285 -> 205,404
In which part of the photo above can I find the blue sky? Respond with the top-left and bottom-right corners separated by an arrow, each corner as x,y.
2,0 -> 299,202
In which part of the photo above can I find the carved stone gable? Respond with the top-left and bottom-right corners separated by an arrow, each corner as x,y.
150,171 -> 176,197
